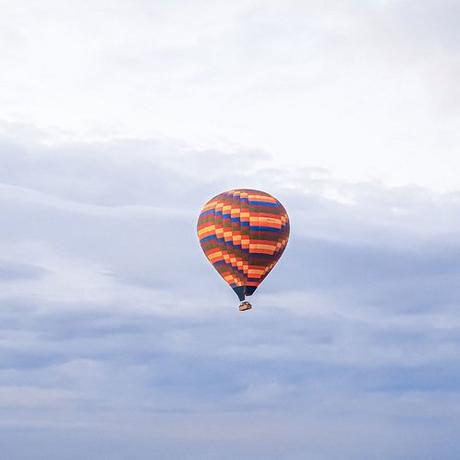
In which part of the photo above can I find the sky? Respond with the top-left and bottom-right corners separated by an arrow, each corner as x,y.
1,1 -> 460,459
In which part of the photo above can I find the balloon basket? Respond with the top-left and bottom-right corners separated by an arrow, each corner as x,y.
239,301 -> 252,312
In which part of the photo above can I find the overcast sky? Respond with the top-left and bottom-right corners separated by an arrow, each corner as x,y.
1,1 -> 460,459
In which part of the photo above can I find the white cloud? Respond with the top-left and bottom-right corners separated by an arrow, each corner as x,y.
1,0 -> 459,190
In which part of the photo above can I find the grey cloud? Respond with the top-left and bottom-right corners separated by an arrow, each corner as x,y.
0,126 -> 460,458
0,261 -> 47,281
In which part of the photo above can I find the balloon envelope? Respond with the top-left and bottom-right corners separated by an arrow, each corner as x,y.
197,189 -> 289,301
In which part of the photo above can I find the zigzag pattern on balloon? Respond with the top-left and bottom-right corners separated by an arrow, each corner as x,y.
197,189 -> 290,301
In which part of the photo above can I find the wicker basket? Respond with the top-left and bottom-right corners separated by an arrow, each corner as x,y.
239,301 -> 252,312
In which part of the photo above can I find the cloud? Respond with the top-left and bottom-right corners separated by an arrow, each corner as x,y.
0,260 -> 47,281
0,124 -> 460,458
1,1 -> 460,190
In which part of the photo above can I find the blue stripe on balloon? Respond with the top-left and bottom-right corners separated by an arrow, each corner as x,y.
200,209 -> 215,218
248,252 -> 274,259
249,201 -> 278,207
201,234 -> 217,242
249,226 -> 280,232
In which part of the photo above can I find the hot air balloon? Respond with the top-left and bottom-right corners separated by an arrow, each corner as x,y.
197,189 -> 290,311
